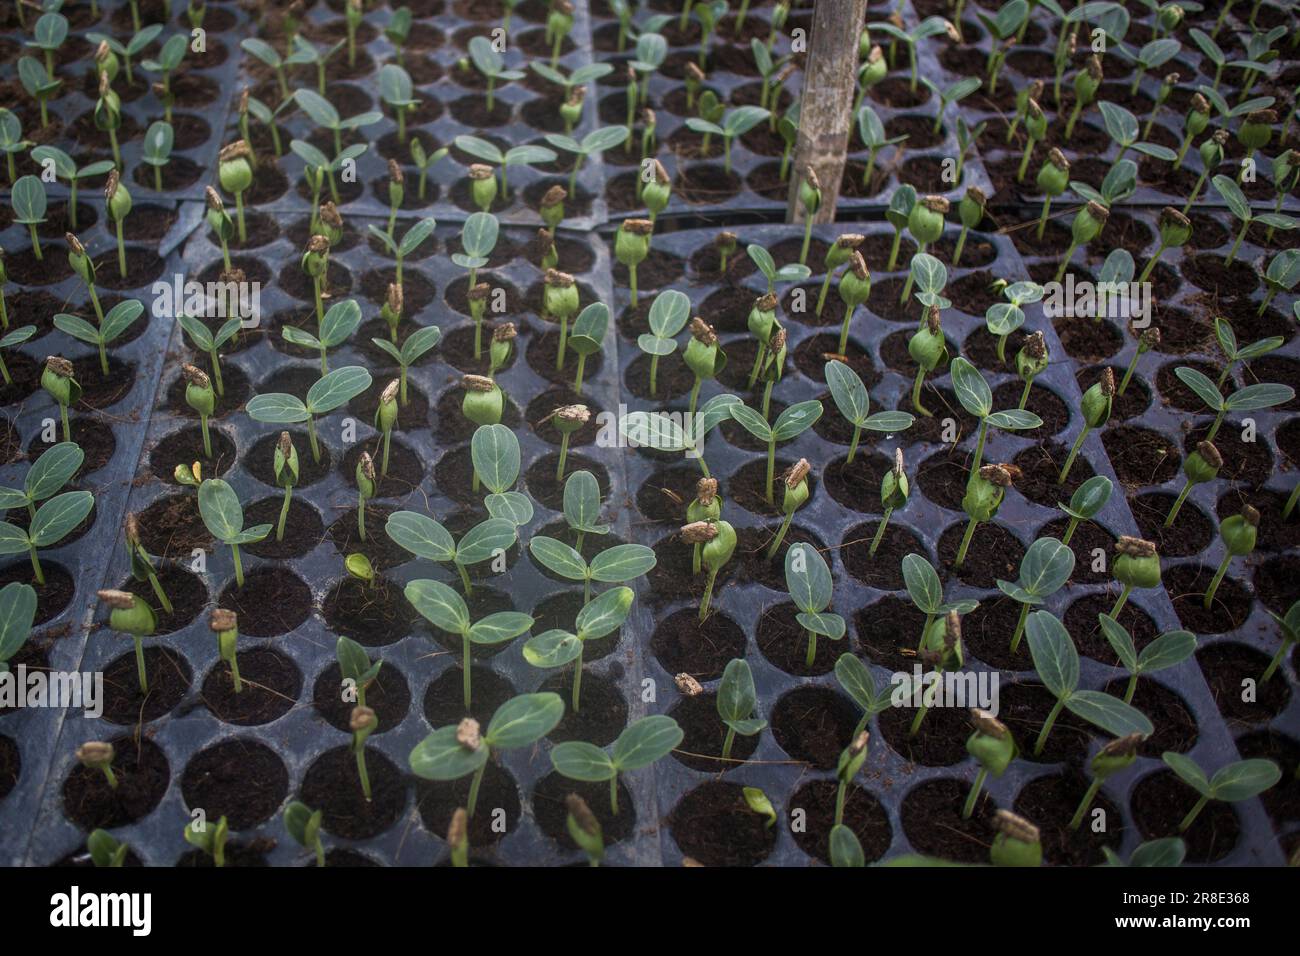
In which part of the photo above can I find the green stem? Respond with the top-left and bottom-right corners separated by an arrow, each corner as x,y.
1164,481 -> 1192,527
1203,551 -> 1232,610
765,440 -> 775,506
1178,794 -> 1209,832
146,567 -> 172,615
358,497 -> 367,542
869,510 -> 892,557
199,415 -> 212,460
355,745 -> 371,801
1062,516 -> 1079,546
721,725 -> 735,761
456,561 -> 473,597
1069,777 -> 1103,830
911,367 -> 931,416
1058,426 -> 1089,484
307,416 -> 320,463
1282,482 -> 1300,520
804,629 -> 817,669
800,214 -> 814,266
767,511 -> 793,559
838,304 -> 856,357
816,270 -> 833,317
1037,197 -> 1051,239
463,633 -> 472,710
1118,347 -> 1142,396
699,568 -> 718,621
845,425 -> 862,466
572,644 -> 584,714
1018,376 -> 1035,410
1124,673 -> 1138,705
277,485 -> 291,542
1053,239 -> 1077,283
1009,602 -> 1030,653
134,634 -> 148,694
556,433 -> 570,482
1262,639 -> 1292,682
970,419 -> 989,478
231,543 -> 244,588
1110,582 -> 1132,618
1033,698 -> 1065,755
609,774 -> 618,815
962,768 -> 987,819
954,517 -> 979,568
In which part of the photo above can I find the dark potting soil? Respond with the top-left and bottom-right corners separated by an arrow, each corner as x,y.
531,770 -> 636,851
1129,769 -> 1240,864
876,702 -> 972,768
62,736 -> 169,830
669,782 -> 777,866
540,669 -> 629,747
733,524 -> 826,592
842,520 -> 927,591
313,660 -> 410,734
524,453 -> 610,512
1163,560 -> 1253,636
415,760 -> 521,847
0,562 -> 74,625
1197,642 -> 1291,726
1013,771 -> 1124,866
164,363 -> 253,418
1234,731 -> 1300,827
650,607 -> 746,681
1100,676 -> 1198,757
320,574 -> 416,648
899,776 -> 996,864
217,566 -> 313,637
1036,515 -> 1115,586
668,690 -> 760,773
770,686 -> 861,771
423,665 -> 518,729
175,842 -> 272,867
790,779 -> 892,865
996,681 -> 1093,766
937,519 -> 1025,590
855,595 -> 927,673
0,735 -> 18,801
1131,491 -> 1214,558
524,329 -> 602,387
823,449 -> 893,515
326,506 -> 411,572
1063,591 -> 1160,666
300,746 -> 406,840
1102,424 -> 1182,487
147,423 -> 237,483
181,738 -> 289,830
755,600 -> 840,676
98,646 -> 191,725
242,497 -> 326,560
135,492 -> 212,560
245,428 -> 333,488
1254,553 -> 1300,616
1012,440 -> 1097,509
202,647 -> 302,727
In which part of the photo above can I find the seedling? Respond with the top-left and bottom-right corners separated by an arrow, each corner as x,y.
1180,130 -> 1229,213
367,216 -> 435,289
0,581 -> 37,675
384,6 -> 412,65
1110,536 -> 1162,617
528,535 -> 655,606
902,552 -> 980,652
1057,474 -> 1113,546
748,243 -> 810,300
684,519 -> 736,620
963,709 -> 1017,819
565,794 -> 603,866
685,106 -> 769,174
907,307 -> 947,419
545,124 -> 627,195
335,634 -> 383,713
951,357 -> 1043,483
764,459 -> 811,559
1262,600 -> 1299,683
1058,367 -> 1114,484
1213,175 -> 1297,266
40,356 -> 79,442
956,463 -> 1019,569
198,479 -> 271,588
1163,753 -> 1281,832
782,541 -> 844,665
824,360 -> 911,470
1117,325 -> 1160,398
349,705 -> 377,801
0,441 -> 81,525
86,830 -> 128,868
284,801 -> 326,867
984,281 -> 1044,365
11,176 -> 46,261
1173,364 -> 1294,442
1033,148 -> 1070,239
387,510 -> 518,597
873,15 -> 953,93
619,394 -> 740,478
829,253 -> 873,356
795,169 -> 821,266
990,810 -> 1041,867
292,139 -> 368,210
247,365 -> 374,463
371,326 -> 440,412
1065,54 -> 1103,140
730,400 -> 822,507
286,35 -> 344,98
88,23 -> 162,88
0,482 -> 93,589
182,815 -> 229,867
355,454 -> 375,542
717,658 -> 766,762
464,424 -> 530,529
834,653 -> 895,739
551,714 -> 682,814
1164,440 -> 1221,528
17,57 -> 60,131
97,588 -> 157,693
900,198 -> 948,304
1026,610 -> 1153,755
998,536 -> 1076,653
408,693 -> 565,816
1101,836 -> 1187,868
1097,613 -> 1196,705
77,742 -> 119,790
142,33 -> 188,122
454,135 -> 556,203
613,219 -> 653,308
1258,249 -> 1300,316
632,289 -> 690,399
1053,201 -> 1111,284
409,139 -> 448,201
28,149 -> 111,234
977,0 -> 1029,93
1204,505 -> 1258,610
906,610 -> 965,737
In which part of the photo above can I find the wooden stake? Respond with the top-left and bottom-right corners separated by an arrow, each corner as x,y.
787,0 -> 868,223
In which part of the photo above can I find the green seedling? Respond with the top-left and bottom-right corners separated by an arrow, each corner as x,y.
684,518 -> 736,620
0,487 -> 93,588
900,197 -> 948,304
566,794 -> 603,866
990,810 -> 1041,867
284,801 -> 326,867
142,33 -> 188,122
637,289 -> 690,399
181,365 -> 216,460
1071,733 -> 1144,829
1204,505 -> 1258,610
207,607 -> 241,694
97,588 -> 156,693
902,552 -> 980,652
387,511 -> 518,597
270,431 -> 298,542
545,124 -> 627,195
1262,600 -> 1299,683
1101,837 -> 1187,868
454,135 -> 556,203
619,394 -> 740,478
0,441 -> 81,525
1173,364 -> 1294,443
998,536 -> 1076,654
1015,331 -> 1050,409
247,365 -> 373,464
349,705 -> 377,801
729,400 -> 822,507
715,658 -> 766,762
466,424 -> 532,528
1098,613 -> 1196,704
1110,536 -> 1162,617
371,325 -> 440,410
1059,367 -> 1114,484
40,356 -> 79,442
1213,174 -> 1296,266
784,541 -> 844,665
825,359 -> 913,469
197,478 -> 271,588
87,830 -> 129,868
685,105 -> 769,174
1258,249 -> 1300,315
984,281 -> 1044,365
963,709 -> 1018,819
0,581 -> 37,675
1057,475 -> 1113,546
1165,440 -> 1221,527
528,535 -> 654,606
834,652 -> 895,739
551,715 -> 682,814
409,693 -> 564,816
956,463 -> 1017,569
367,216 -> 435,290
77,742 -> 119,790
17,57 -> 60,130
1163,753 -> 1281,832
904,610 -> 966,737
524,586 -> 633,714
1027,609 -> 1153,756
11,175 -> 47,261
29,148 -> 112,233
184,815 -> 229,867
951,357 -> 1043,483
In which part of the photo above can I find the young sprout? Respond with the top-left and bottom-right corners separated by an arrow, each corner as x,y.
40,356 -> 80,442
907,610 -> 965,737
460,374 -> 505,445
1010,330 -> 1049,411
540,184 -> 567,233
1098,613 -> 1196,705
716,658 -> 766,762
1058,367 -> 1114,485
990,810 -> 1041,867
97,589 -> 156,693
620,394 -> 740,479
1203,505 -> 1257,610
1006,79 -> 1043,144
614,219 -> 653,308
1034,149 -> 1070,240
1110,536 -> 1162,618
1172,364 -> 1294,443
1136,207 -> 1191,284
87,830 -> 129,868
833,731 -> 870,830
350,705 -> 377,801
367,216 -> 435,289
1056,475 -> 1113,547
685,478 -> 720,576
833,253 -> 872,356
454,136 -> 557,204
543,269 -> 582,372
286,35 -> 345,98
17,55 -> 60,131
951,357 -> 1043,482
201,607 -> 241,693
1142,72 -> 1180,141
950,187 -> 986,267
762,459 -> 810,559
546,0 -> 575,66
1053,201 -> 1110,284
1164,440 -> 1221,527
548,404 -> 588,484
176,365 -> 217,460
784,541 -> 844,665
387,511 -> 518,598
409,139 -> 448,201
813,235 -> 864,320
955,463 -> 1019,569
546,125 -> 627,195
874,15 -> 954,94
1262,600 -> 1299,683
834,653 -> 895,741
684,519 -> 736,621
685,106 -> 769,175
11,175 -> 47,261
899,197 -> 948,304
240,38 -> 289,101
198,479 -> 271,588
1213,174 -> 1298,266
638,290 -> 689,399
713,231 -> 737,277
567,795 -> 603,866
468,424 -> 532,528
1162,753 -> 1281,833
1065,54 -> 1103,140
367,380 -> 398,479
371,323 -> 440,408
384,6 -> 412,65
247,365 -> 374,464
985,281 -> 1044,365
900,551 -> 981,652
336,634 -> 383,713
963,709 -> 1017,819
979,0 -> 1029,93
0,440 -> 81,543
730,400 -> 823,507
216,141 -> 254,246
93,70 -> 126,167
908,307 -> 947,418
1117,325 -> 1159,398
795,168 -> 822,266
998,536 -> 1076,654
1258,249 -> 1300,314
383,161 -> 404,239
77,742 -> 119,790
489,322 -> 516,380
0,478 -> 92,589
261,431 -> 297,544
1017,100 -> 1048,183
284,801 -> 326,867
528,534 -> 654,607
551,714 -> 682,814
410,694 -> 565,817
681,318 -> 724,418
356,452 -> 377,541
184,814 -> 229,867
1026,609 -> 1153,756
825,361 -> 913,468
1180,130 -> 1228,214
1069,733 -> 1144,830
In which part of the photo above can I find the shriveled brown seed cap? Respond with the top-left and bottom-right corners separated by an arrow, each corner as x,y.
1246,109 -> 1277,125
1098,366 -> 1116,396
544,268 -> 575,287
756,292 -> 777,312
566,794 -> 600,835
95,40 -> 111,63
925,304 -> 942,334
468,163 -> 494,180
920,195 -> 950,214
566,86 -> 586,106
1024,329 -> 1047,360
205,186 -> 225,211
769,327 -> 787,353
307,233 -> 330,254
674,673 -> 704,696
387,158 -> 403,184
1116,535 -> 1157,558
979,463 -> 1018,487
651,158 -> 669,184
1159,207 -> 1190,231
456,717 -> 482,750
695,477 -> 718,506
715,230 -> 737,248
784,458 -> 810,488
77,741 -> 115,765
689,317 -> 717,345
1085,54 -> 1103,79
380,379 -> 400,405
995,809 -> 1040,843
1100,733 -> 1143,759
386,282 -> 402,314
104,169 -> 120,202
350,705 -> 376,732
966,185 -> 987,207
239,88 -> 249,114
892,447 -> 905,479
1139,326 -> 1161,349
210,608 -> 238,632
680,521 -> 718,544
461,373 -> 496,392
804,167 -> 821,191
359,450 -> 376,481
220,267 -> 246,285
493,322 -> 517,342
1085,200 -> 1110,224
849,730 -> 869,756
971,708 -> 1009,738
686,62 -> 705,83
219,140 -> 251,163
555,404 -> 591,426
45,356 -> 74,378
182,364 -> 211,389
1190,92 -> 1210,114
1047,147 -> 1070,171
1242,504 -> 1260,526
320,201 -> 342,229
125,512 -> 140,545
65,232 -> 85,256
1197,440 -> 1222,469
847,250 -> 869,280
448,807 -> 468,846
622,218 -> 654,235
277,431 -> 293,459
467,281 -> 490,302
97,589 -> 136,610
541,185 -> 567,208
944,609 -> 961,647
835,233 -> 865,250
